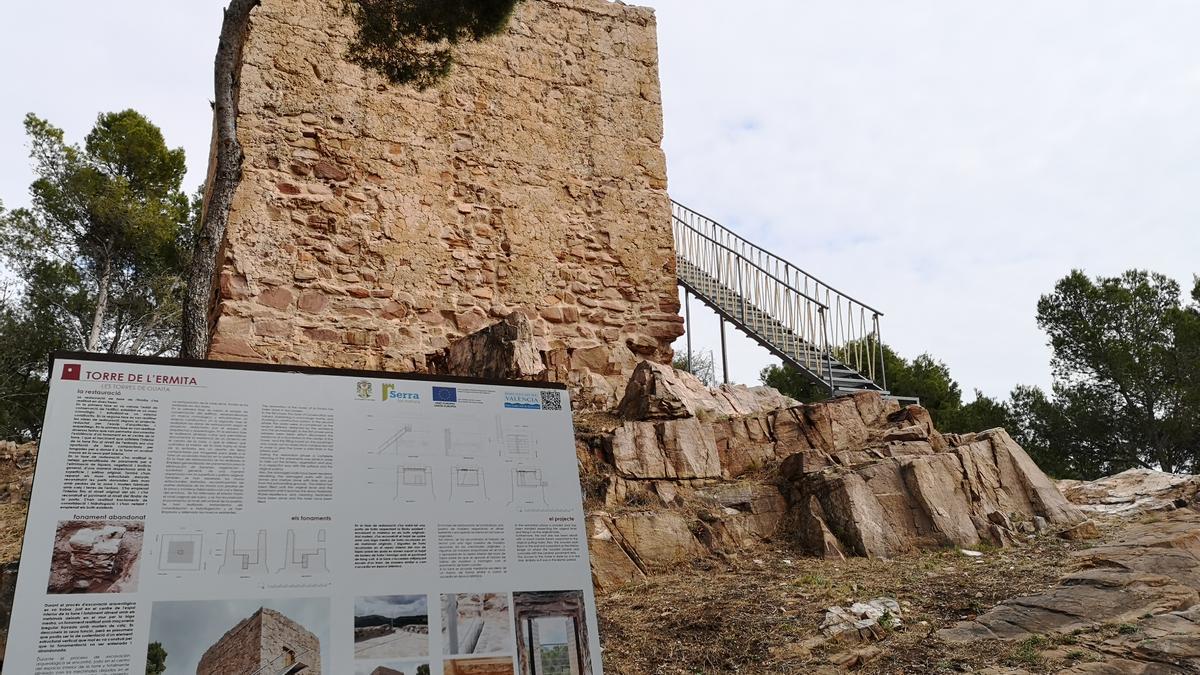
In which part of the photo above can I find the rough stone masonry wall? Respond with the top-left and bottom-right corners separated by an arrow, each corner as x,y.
197,608 -> 263,675
259,607 -> 322,675
208,0 -> 683,402
197,608 -> 321,675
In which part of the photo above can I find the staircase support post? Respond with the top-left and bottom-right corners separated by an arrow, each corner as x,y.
720,318 -> 729,385
820,308 -> 835,397
684,288 -> 693,372
875,313 -> 887,391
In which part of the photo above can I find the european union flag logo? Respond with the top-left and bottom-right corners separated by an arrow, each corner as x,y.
432,386 -> 458,403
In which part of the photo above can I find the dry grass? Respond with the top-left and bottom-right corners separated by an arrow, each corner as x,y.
0,453 -> 35,564
597,530 -> 1103,674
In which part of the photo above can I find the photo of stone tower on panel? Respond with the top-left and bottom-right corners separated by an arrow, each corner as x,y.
197,607 -> 322,675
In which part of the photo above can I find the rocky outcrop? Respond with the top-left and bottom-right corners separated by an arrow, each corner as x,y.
939,510 -> 1200,672
786,423 -> 1086,559
585,364 -> 1085,588
1060,468 -> 1200,517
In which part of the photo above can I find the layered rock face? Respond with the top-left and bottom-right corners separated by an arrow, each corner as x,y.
940,510 -> 1200,673
1060,468 -> 1200,517
582,360 -> 1086,589
786,414 -> 1085,559
206,0 -> 682,405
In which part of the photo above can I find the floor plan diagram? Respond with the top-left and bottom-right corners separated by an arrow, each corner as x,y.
157,532 -> 205,572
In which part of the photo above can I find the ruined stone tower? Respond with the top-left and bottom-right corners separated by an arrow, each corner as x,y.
197,607 -> 321,674
206,0 -> 683,401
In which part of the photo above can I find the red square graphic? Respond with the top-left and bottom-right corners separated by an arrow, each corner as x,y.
61,363 -> 81,381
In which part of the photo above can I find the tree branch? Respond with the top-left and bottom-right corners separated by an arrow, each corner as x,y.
182,0 -> 261,359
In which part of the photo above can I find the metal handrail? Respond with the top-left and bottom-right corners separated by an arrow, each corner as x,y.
672,216 -> 829,310
672,200 -> 885,315
672,200 -> 888,389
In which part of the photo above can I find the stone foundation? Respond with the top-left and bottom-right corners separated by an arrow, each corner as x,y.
206,0 -> 682,404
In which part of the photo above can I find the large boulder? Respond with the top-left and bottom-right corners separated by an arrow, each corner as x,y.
443,313 -> 545,381
616,360 -> 796,421
784,427 -> 1085,558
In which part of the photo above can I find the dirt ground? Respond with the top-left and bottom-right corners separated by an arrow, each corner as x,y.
596,521 -> 1124,674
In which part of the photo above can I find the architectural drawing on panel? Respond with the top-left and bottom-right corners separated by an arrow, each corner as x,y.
218,529 -> 269,575
449,465 -> 488,503
497,415 -> 538,459
509,467 -> 549,506
396,465 -> 436,502
444,427 -> 488,458
373,417 -> 434,456
281,528 -> 329,574
157,533 -> 204,572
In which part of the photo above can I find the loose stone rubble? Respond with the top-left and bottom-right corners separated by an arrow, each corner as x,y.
820,597 -> 903,643
46,520 -> 144,594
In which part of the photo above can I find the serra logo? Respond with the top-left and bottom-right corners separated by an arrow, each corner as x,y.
381,384 -> 420,402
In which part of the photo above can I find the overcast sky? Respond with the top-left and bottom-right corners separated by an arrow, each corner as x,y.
2,2 -> 1199,398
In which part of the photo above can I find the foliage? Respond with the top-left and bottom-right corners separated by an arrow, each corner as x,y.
146,641 -> 167,675
417,665 -> 431,675
760,343 -> 998,433
0,112 -> 194,439
0,111 -> 193,356
1024,270 -> 1200,476
674,349 -> 716,387
345,0 -> 522,88
0,283 -> 65,440
759,362 -> 829,403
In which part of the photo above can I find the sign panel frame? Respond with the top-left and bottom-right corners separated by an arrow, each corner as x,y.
3,352 -> 601,675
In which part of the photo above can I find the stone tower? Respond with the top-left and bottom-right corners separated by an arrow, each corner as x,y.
196,607 -> 321,674
206,0 -> 683,403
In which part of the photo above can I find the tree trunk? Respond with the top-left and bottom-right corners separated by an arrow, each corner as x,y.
87,252 -> 114,353
181,0 -> 261,359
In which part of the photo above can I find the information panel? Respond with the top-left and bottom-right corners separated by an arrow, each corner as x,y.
4,353 -> 602,675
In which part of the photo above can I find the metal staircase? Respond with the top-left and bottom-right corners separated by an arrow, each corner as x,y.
672,201 -> 889,397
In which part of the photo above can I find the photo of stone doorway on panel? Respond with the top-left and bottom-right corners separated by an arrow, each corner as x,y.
513,591 -> 593,675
